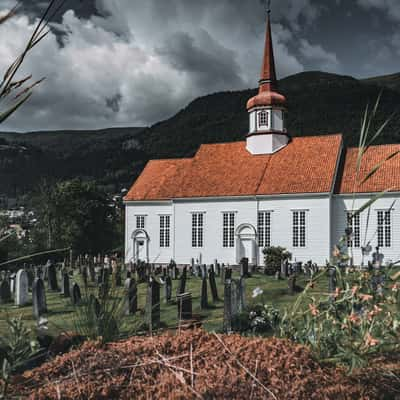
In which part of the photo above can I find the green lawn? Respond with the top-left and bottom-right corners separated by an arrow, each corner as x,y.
0,270 -> 330,337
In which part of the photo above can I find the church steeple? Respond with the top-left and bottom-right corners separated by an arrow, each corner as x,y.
246,3 -> 289,155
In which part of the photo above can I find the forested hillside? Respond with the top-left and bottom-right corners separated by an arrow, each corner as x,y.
1,71 -> 399,201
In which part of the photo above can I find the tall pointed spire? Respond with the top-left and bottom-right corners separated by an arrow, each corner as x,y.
246,4 -> 286,110
259,6 -> 277,92
245,1 -> 289,155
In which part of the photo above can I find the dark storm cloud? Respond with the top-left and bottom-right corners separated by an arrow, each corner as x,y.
0,0 -> 398,131
156,30 -> 244,91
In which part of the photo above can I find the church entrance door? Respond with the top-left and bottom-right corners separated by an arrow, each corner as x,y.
131,229 -> 149,263
235,224 -> 257,265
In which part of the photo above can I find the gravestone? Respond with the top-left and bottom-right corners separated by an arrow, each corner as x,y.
89,264 -> 96,283
47,263 -> 58,291
177,269 -> 186,296
177,292 -> 192,320
145,277 -> 160,329
238,277 -> 246,312
27,268 -> 34,290
274,270 -> 281,280
71,283 -> 82,305
125,278 -> 138,315
200,277 -> 208,309
15,269 -> 29,306
280,260 -> 288,278
240,258 -> 250,278
0,280 -> 12,304
61,272 -> 70,297
328,267 -> 337,293
223,279 -> 240,333
32,278 -> 47,319
209,269 -> 219,302
216,263 -> 221,276
164,275 -> 172,303
82,266 -> 88,289
220,265 -> 226,284
201,265 -> 207,280
225,267 -> 232,281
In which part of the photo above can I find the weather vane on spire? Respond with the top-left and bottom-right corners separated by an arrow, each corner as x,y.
266,0 -> 271,14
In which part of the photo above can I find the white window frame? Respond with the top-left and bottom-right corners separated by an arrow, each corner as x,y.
222,212 -> 235,248
346,211 -> 360,248
258,110 -> 269,128
191,212 -> 204,248
258,211 -> 271,248
292,210 -> 306,248
135,215 -> 145,229
159,215 -> 170,248
377,210 -> 391,248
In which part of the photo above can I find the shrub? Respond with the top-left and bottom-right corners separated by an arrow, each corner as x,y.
263,246 -> 292,273
0,316 -> 39,398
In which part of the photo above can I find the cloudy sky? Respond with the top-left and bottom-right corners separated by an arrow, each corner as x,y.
0,0 -> 399,132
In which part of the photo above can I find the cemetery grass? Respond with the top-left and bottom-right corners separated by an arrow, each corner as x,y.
0,271 -> 330,338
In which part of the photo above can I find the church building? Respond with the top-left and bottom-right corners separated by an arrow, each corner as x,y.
124,10 -> 400,267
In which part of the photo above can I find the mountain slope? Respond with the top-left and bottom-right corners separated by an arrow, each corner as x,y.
1,71 -> 399,201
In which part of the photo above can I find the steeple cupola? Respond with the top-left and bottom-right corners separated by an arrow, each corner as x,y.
246,6 -> 289,155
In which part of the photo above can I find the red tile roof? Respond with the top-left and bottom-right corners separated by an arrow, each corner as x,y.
337,144 -> 400,194
124,134 -> 343,201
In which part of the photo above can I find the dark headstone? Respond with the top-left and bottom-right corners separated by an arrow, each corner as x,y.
164,275 -> 172,303
32,278 -> 47,319
238,277 -> 246,312
209,269 -> 219,302
223,279 -> 233,333
145,277 -> 160,329
240,258 -> 250,278
200,277 -> 208,309
177,270 -> 186,296
71,283 -> 82,305
328,267 -> 337,293
125,278 -> 137,315
89,264 -> 96,282
0,280 -> 12,304
177,292 -> 192,320
82,266 -> 88,289
47,263 -> 58,291
61,273 -> 70,297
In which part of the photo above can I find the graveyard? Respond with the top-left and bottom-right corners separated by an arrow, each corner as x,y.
0,259 -> 326,337
1,257 -> 399,399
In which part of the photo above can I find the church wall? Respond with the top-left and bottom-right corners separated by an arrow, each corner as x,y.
257,196 -> 331,265
173,198 -> 257,265
125,202 -> 173,264
331,194 -> 400,266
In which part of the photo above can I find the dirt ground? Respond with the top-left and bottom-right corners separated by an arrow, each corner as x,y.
9,329 -> 400,399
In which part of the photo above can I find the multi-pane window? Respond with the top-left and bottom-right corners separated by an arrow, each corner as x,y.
223,212 -> 235,248
377,210 -> 391,247
346,212 -> 360,248
136,215 -> 145,229
191,213 -> 204,247
159,215 -> 170,248
258,211 -> 271,247
258,110 -> 269,127
292,211 -> 306,248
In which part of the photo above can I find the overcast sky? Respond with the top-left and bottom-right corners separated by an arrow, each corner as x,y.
0,0 -> 399,132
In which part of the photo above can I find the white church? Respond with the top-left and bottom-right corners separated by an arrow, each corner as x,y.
124,11 -> 400,267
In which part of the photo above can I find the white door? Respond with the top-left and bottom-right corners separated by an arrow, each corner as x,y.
136,240 -> 146,261
241,239 -> 252,260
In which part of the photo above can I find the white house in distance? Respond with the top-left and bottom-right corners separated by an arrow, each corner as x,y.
124,10 -> 400,267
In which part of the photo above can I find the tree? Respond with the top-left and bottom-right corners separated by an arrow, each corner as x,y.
32,179 -> 119,254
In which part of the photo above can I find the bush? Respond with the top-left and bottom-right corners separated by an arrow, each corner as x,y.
263,246 -> 292,274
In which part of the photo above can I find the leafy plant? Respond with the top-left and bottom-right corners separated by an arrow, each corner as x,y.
0,316 -> 38,398
73,284 -> 135,344
263,246 -> 291,273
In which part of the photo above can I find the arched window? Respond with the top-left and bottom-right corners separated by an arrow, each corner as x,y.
258,110 -> 269,127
